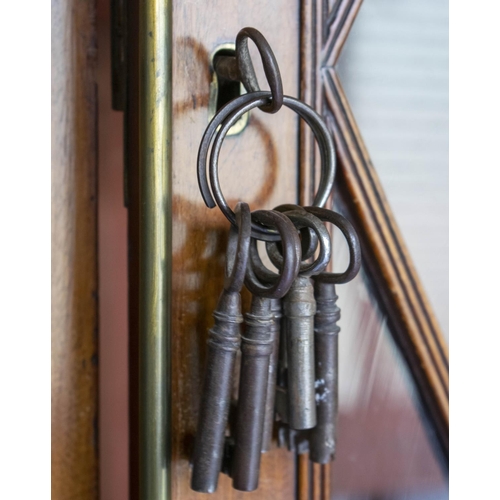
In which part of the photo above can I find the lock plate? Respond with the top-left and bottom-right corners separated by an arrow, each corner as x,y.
208,43 -> 249,136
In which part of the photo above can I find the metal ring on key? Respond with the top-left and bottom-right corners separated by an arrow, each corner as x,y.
266,210 -> 331,277
247,238 -> 279,284
244,210 -> 301,298
197,91 -> 336,241
303,207 -> 362,284
272,204 -> 318,261
235,27 -> 283,114
224,201 -> 251,293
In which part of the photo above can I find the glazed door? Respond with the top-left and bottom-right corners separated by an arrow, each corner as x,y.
121,1 -> 448,499
52,0 -> 449,499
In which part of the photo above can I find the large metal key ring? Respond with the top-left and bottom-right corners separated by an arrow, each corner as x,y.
197,91 -> 336,241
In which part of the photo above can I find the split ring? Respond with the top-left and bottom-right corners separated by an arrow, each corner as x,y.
197,91 -> 336,240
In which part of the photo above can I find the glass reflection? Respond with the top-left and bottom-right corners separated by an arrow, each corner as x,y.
336,0 -> 449,340
329,220 -> 448,498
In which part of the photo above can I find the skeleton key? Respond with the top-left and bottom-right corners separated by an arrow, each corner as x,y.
303,206 -> 361,463
191,202 -> 251,493
247,206 -> 321,432
232,209 -> 300,491
266,210 -> 332,430
246,238 -> 289,434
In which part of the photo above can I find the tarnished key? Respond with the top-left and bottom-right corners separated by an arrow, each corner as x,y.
191,202 -> 251,493
266,210 -> 332,430
309,280 -> 340,463
303,206 -> 361,463
232,209 -> 300,491
232,296 -> 274,491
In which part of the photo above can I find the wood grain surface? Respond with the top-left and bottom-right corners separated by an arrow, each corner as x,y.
169,2 -> 301,498
51,0 -> 99,498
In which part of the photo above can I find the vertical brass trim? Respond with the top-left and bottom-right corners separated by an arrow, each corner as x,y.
139,0 -> 172,498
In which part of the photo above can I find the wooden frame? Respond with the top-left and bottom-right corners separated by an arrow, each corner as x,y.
298,0 -> 449,495
51,0 -> 99,497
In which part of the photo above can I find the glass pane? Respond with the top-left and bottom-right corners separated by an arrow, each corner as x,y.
336,0 -> 449,340
329,220 -> 448,499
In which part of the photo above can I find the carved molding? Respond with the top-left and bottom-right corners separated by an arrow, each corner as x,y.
299,0 -> 449,497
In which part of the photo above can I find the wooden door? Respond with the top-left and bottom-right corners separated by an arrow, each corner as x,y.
121,1 -> 448,498
51,0 -> 99,498
52,0 -> 448,498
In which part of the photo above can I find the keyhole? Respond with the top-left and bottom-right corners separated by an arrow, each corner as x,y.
208,44 -> 249,136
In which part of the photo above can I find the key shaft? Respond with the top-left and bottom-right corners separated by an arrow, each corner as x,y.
191,290 -> 242,493
232,296 -> 274,491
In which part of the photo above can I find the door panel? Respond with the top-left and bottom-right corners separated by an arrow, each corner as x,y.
51,0 -> 99,497
116,1 -> 449,498
170,2 -> 301,498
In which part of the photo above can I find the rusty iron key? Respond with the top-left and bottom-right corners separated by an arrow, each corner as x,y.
309,280 -> 340,463
304,206 -> 361,463
266,210 -> 332,430
191,202 -> 251,493
231,209 -> 300,491
247,241 -> 289,437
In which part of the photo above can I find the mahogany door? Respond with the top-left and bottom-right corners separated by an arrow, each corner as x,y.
52,0 -> 449,498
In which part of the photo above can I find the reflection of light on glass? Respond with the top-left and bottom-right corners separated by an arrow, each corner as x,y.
333,269 -> 448,497
332,218 -> 448,496
337,0 -> 449,339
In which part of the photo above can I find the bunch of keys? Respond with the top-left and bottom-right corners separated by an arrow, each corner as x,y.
190,202 -> 302,493
190,202 -> 361,493
191,27 -> 361,493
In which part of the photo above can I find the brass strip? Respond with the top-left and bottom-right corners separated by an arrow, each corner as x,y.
139,0 -> 172,498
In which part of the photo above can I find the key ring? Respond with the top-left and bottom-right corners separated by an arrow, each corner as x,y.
197,91 -> 336,241
244,210 -> 301,298
224,201 -> 251,292
235,27 -> 283,114
303,207 -> 362,284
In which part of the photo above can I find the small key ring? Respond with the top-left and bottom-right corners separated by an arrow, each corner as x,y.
304,207 -> 362,284
266,210 -> 331,277
244,210 -> 300,298
224,201 -> 251,292
197,91 -> 336,240
235,27 -> 283,114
